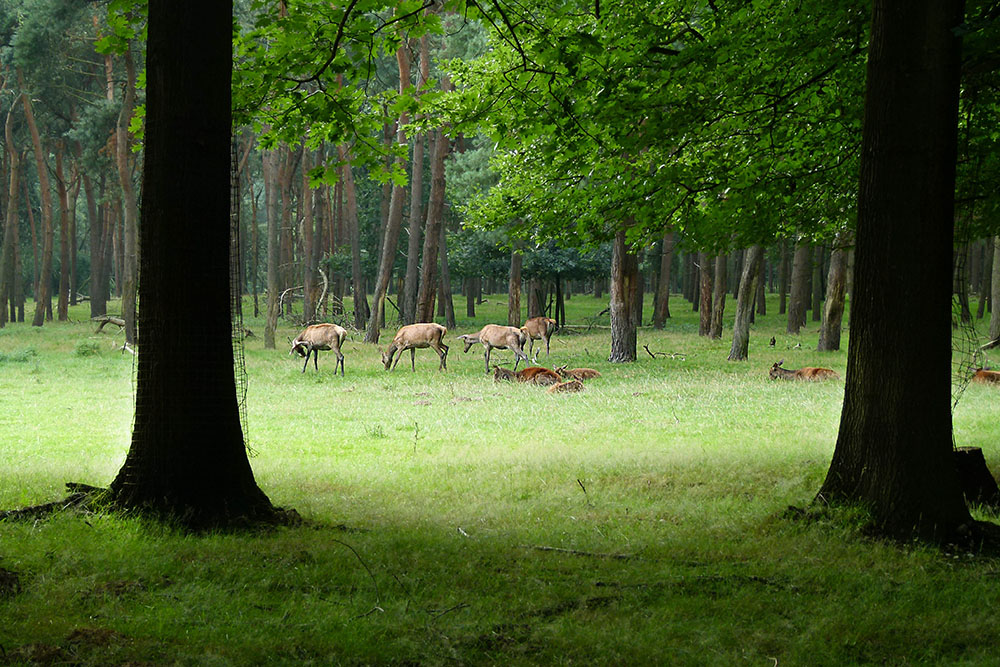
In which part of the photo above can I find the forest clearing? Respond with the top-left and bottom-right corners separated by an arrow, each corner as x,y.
3,295 -> 1000,664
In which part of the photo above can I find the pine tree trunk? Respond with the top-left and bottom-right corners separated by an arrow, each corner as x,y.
0,107 -> 18,328
508,250 -> 522,326
416,127 -> 449,322
778,241 -> 790,314
609,229 -> 639,363
811,245 -> 825,322
84,175 -> 107,318
787,240 -> 811,334
21,75 -> 54,328
976,239 -> 991,319
710,252 -> 727,339
990,236 -> 1000,341
818,237 -> 850,351
818,0 -> 971,542
439,219 -> 455,329
55,146 -> 70,321
698,252 -> 713,336
402,35 -> 429,325
302,150 -> 315,323
110,0 -> 276,527
652,229 -> 674,328
728,246 -> 764,361
117,46 -> 139,344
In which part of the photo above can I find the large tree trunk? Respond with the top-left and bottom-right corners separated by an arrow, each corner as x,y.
21,75 -> 54,328
728,245 -> 764,361
0,106 -> 19,328
710,251 -> 727,339
416,127 -> 449,323
786,239 -> 811,334
990,236 -> 1000,342
609,229 -> 639,363
365,36 -> 411,343
338,144 -> 368,330
110,0 -> 275,527
117,45 -> 139,345
263,146 -> 280,349
508,250 -> 522,326
652,229 -> 674,328
817,236 -> 850,351
698,252 -> 713,336
818,0 -> 972,542
402,35 -> 430,325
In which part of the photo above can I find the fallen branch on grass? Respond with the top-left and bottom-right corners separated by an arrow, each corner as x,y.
0,483 -> 106,522
92,315 -> 125,333
643,344 -> 686,360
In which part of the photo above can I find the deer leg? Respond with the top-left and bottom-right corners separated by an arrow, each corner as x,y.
313,350 -> 320,371
440,342 -> 448,370
484,346 -> 492,374
337,352 -> 345,376
392,351 -> 403,371
410,348 -> 416,371
545,335 -> 550,355
301,347 -> 311,373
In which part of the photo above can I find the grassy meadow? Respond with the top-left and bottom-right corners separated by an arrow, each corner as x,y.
2,291 -> 1000,665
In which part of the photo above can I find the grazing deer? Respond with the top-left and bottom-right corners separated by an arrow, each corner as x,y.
554,365 -> 601,381
547,379 -> 584,394
382,323 -> 448,371
290,323 -> 347,375
459,324 -> 531,373
492,364 -> 561,386
521,316 -> 557,361
972,368 -> 1000,384
769,360 -> 839,381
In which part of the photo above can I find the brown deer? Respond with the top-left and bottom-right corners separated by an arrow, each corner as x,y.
554,365 -> 601,381
492,365 -> 561,386
547,379 -> 584,394
382,323 -> 448,371
290,323 -> 348,375
459,324 -> 531,373
521,316 -> 557,361
769,360 -> 839,381
972,368 -> 1000,384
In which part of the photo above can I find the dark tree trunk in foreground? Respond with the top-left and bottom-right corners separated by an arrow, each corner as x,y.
110,0 -> 276,527
508,250 -> 522,326
817,235 -> 850,351
609,229 -> 639,363
728,245 -> 763,361
818,0 -> 972,542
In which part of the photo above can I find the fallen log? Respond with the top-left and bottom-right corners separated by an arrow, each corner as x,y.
92,315 -> 125,333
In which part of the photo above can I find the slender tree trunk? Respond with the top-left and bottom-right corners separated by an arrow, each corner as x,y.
710,252 -> 727,339
508,250 -> 522,326
812,246 -> 825,321
365,35 -> 411,343
818,0 -> 971,542
976,239 -> 991,319
402,35 -> 430,325
0,107 -> 18,327
263,146 -> 280,349
68,162 -> 80,307
990,236 -> 1000,341
778,242 -> 790,315
818,236 -> 850,351
787,239 -> 811,334
698,252 -> 713,336
439,219 -> 455,329
110,0 -> 276,526
338,145 -> 367,330
21,76 -> 54,328
728,245 -> 764,361
55,146 -> 70,321
756,258 -> 767,316
115,46 -> 139,344
416,127 -> 448,322
653,230 -> 674,327
609,229 -> 639,363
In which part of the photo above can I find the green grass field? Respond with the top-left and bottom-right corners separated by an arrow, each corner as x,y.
2,292 -> 1000,665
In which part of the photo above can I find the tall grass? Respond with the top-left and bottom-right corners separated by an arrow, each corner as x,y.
2,294 -> 1000,664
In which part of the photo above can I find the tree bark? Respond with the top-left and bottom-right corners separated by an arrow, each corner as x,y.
818,236 -> 850,351
508,250 -> 522,326
818,0 -> 972,542
302,150 -> 315,323
698,251 -> 713,336
416,127 -> 449,323
811,245 -> 825,322
338,144 -> 368,330
439,218 -> 455,329
710,251 -> 727,339
778,241 -> 789,315
786,239 -> 811,334
652,229 -> 674,328
21,74 -> 54,328
116,45 -> 139,344
990,236 -> 1000,342
976,239 -> 991,319
0,106 -> 18,328
728,245 -> 763,361
263,146 -> 280,349
55,145 -> 70,321
110,0 -> 276,527
365,37 -> 411,343
84,174 -> 107,318
609,229 -> 639,363
402,35 -> 430,325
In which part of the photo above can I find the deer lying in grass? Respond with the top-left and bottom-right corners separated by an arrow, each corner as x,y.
382,323 -> 448,371
492,365 -> 561,386
521,316 -> 557,361
769,360 -> 839,381
547,379 -> 584,394
459,324 -> 531,373
554,365 -> 601,381
290,323 -> 347,375
972,368 -> 1000,384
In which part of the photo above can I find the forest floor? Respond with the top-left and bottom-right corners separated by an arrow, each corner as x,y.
2,293 -> 1000,665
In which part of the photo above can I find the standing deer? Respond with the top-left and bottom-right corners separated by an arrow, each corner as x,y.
769,360 -> 839,381
381,323 -> 449,371
459,324 -> 531,373
290,323 -> 348,375
521,316 -> 557,361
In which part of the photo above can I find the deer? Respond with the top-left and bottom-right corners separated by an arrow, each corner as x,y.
458,324 -> 531,373
554,365 -> 601,381
547,379 -> 584,394
971,368 -> 1000,384
769,360 -> 839,381
492,364 -> 561,386
381,323 -> 448,371
521,316 -> 557,361
290,323 -> 347,375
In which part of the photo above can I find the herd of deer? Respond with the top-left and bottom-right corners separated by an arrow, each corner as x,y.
289,318 -> 1000,388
